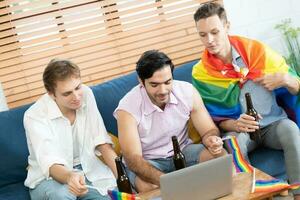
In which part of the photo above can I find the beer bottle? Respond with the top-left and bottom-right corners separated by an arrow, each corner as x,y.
172,136 -> 186,170
115,156 -> 133,194
245,92 -> 262,142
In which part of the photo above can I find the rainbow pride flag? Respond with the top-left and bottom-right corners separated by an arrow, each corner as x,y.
108,189 -> 139,200
225,136 -> 300,194
254,179 -> 300,193
192,35 -> 300,126
225,137 -> 253,173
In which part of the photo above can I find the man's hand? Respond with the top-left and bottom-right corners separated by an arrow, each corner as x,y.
235,113 -> 261,133
254,73 -> 289,91
67,171 -> 88,197
204,135 -> 223,155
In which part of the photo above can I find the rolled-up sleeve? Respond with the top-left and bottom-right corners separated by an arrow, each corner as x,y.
24,116 -> 68,179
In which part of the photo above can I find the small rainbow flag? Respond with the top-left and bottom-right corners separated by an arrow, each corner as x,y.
220,137 -> 300,194
254,179 -> 300,193
225,136 -> 253,173
107,189 -> 140,200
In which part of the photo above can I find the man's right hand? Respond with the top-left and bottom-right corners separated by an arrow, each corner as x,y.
235,113 -> 261,133
67,171 -> 88,197
204,135 -> 223,155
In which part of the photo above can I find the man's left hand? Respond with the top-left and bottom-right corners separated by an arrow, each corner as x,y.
254,73 -> 288,91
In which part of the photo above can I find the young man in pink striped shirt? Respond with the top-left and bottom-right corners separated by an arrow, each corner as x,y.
114,50 -> 226,193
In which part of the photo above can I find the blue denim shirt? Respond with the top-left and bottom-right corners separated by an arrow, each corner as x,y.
232,47 -> 287,127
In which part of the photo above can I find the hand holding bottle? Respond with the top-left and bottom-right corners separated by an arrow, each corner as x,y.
242,93 -> 262,142
235,113 -> 262,133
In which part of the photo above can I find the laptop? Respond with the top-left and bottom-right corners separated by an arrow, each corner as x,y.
159,154 -> 233,200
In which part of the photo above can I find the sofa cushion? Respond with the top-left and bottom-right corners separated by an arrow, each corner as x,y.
0,105 -> 30,188
172,60 -> 197,82
249,148 -> 286,179
92,72 -> 139,137
0,182 -> 30,200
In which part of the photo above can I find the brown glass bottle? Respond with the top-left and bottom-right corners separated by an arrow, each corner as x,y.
245,93 -> 262,142
115,156 -> 133,194
172,136 -> 186,170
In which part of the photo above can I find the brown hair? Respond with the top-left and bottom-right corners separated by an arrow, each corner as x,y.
43,59 -> 80,94
194,2 -> 227,23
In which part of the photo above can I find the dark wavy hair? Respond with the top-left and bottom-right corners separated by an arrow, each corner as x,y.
136,50 -> 174,83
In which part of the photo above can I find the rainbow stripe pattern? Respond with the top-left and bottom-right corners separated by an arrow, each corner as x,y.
254,179 -> 300,193
225,136 -> 300,193
192,35 -> 300,126
108,189 -> 138,200
225,137 -> 253,173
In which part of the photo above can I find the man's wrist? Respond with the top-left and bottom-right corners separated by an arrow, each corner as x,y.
202,129 -> 219,146
66,170 -> 74,184
202,136 -> 209,147
234,119 -> 240,133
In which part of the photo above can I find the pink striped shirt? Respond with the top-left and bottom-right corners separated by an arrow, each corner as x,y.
114,80 -> 193,159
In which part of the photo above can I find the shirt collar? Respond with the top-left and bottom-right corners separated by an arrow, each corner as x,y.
231,46 -> 241,61
231,46 -> 242,72
46,94 -> 86,120
140,84 -> 178,115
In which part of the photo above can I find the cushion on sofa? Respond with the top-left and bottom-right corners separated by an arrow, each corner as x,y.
249,147 -> 286,180
0,105 -> 30,188
92,72 -> 139,137
0,182 -> 30,200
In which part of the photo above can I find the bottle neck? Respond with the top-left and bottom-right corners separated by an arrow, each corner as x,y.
115,158 -> 125,178
245,93 -> 254,110
172,136 -> 181,153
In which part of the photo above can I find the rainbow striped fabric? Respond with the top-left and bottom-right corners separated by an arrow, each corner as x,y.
108,189 -> 138,200
225,136 -> 300,194
254,179 -> 300,193
225,136 -> 300,193
225,137 -> 253,173
192,35 -> 300,125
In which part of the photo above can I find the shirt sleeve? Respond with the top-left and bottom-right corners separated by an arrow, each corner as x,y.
176,81 -> 193,112
84,86 -> 113,156
24,115 -> 68,179
113,86 -> 141,124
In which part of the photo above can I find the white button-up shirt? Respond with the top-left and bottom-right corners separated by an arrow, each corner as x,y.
24,85 -> 116,195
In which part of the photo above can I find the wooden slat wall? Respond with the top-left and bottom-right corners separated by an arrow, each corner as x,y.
0,0 -> 221,108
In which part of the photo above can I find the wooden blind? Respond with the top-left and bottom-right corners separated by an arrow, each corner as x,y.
0,0 -> 221,108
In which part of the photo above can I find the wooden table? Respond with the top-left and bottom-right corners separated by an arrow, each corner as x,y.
138,169 -> 287,200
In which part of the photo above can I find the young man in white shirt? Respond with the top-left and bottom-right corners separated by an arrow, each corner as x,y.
24,59 -> 117,200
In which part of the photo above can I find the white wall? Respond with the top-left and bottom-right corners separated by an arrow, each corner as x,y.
223,0 -> 300,56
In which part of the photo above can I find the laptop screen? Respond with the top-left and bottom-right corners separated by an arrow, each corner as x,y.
159,155 -> 233,200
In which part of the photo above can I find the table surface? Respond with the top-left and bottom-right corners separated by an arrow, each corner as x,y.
137,168 -> 286,200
